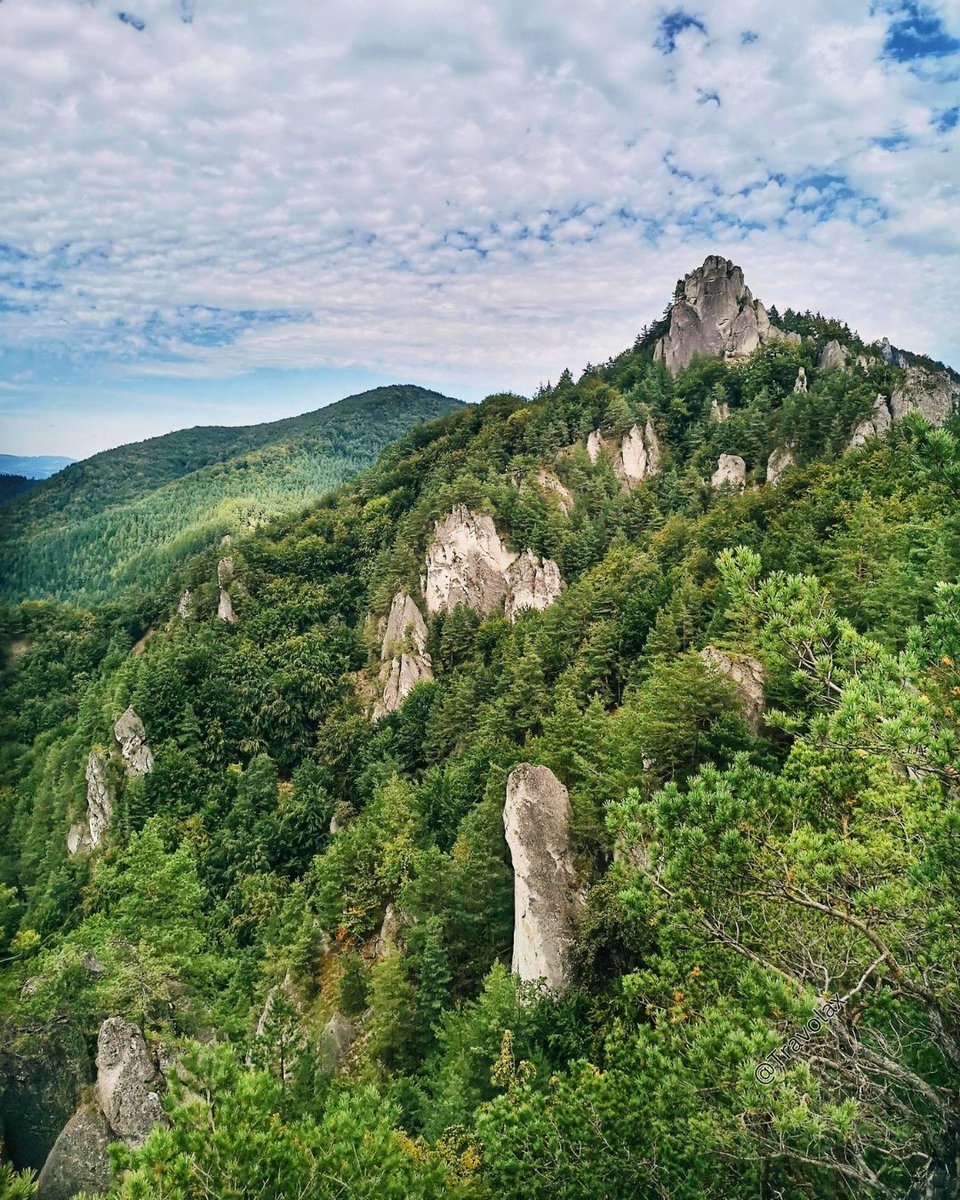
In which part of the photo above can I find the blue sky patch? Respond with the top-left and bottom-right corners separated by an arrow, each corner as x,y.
933,104 -> 959,130
655,9 -> 707,54
882,2 -> 960,61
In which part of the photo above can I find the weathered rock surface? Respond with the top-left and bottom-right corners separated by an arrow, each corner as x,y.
537,468 -> 573,514
177,589 -> 191,617
372,592 -> 433,719
320,1013 -> 356,1073
890,366 -> 958,427
710,399 -> 731,421
711,453 -> 746,490
36,1106 -> 113,1200
96,1018 -> 166,1150
503,764 -> 583,993
766,446 -> 796,487
818,340 -> 848,371
114,708 -> 153,778
612,421 -> 662,489
880,336 -> 908,368
374,903 -> 416,958
653,256 -> 786,374
422,506 -> 564,624
69,751 -> 114,855
849,393 -> 895,449
217,557 -> 237,623
700,647 -> 765,733
793,367 -> 808,394
217,587 -> 237,623
586,429 -> 604,462
504,550 -> 564,623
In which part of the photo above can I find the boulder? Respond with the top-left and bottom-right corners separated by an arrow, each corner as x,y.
503,764 -> 583,993
504,550 -> 564,623
700,647 -> 765,734
766,446 -> 796,487
653,256 -> 787,373
612,421 -> 662,489
319,1012 -> 356,1073
711,454 -> 746,490
818,340 -> 848,371
422,506 -> 564,624
586,429 -> 604,463
793,367 -> 808,394
372,592 -> 433,719
96,1018 -> 166,1151
35,1107 -> 112,1200
113,708 -> 153,778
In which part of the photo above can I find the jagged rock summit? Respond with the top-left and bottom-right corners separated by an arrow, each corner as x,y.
654,256 -> 796,374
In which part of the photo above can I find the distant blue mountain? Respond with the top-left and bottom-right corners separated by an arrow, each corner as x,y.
0,454 -> 77,479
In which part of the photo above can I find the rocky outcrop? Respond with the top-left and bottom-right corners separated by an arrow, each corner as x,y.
711,454 -> 746,490
96,1018 -> 166,1150
880,336 -> 908,368
422,506 -> 564,624
653,256 -> 788,374
537,468 -> 573,514
374,903 -> 415,958
320,1012 -> 356,1073
766,446 -> 796,486
793,367 -> 808,394
217,557 -> 237,623
114,708 -> 153,778
890,366 -> 958,427
36,1107 -> 112,1200
849,393 -> 895,449
586,429 -> 604,463
612,421 -> 662,489
700,647 -> 765,733
504,550 -> 564,622
818,340 -> 848,371
503,764 -> 583,993
372,592 -> 433,719
177,589 -> 191,617
68,751 -> 114,855
710,399 -> 730,421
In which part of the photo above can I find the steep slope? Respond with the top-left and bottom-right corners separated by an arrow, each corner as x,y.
2,259 -> 959,1199
0,385 -> 463,603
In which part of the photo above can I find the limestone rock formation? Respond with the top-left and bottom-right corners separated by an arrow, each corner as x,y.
653,256 -> 787,374
36,1107 -> 113,1200
68,751 -> 114,855
320,1012 -> 356,1073
890,366 -> 958,427
372,592 -> 433,719
711,453 -> 746,490
586,429 -> 604,463
818,340 -> 848,371
96,1017 -> 167,1150
422,506 -> 564,624
612,421 -> 662,489
766,446 -> 796,487
177,589 -> 191,617
504,550 -> 564,623
880,336 -> 908,368
710,399 -> 731,421
537,468 -> 573,514
849,394 -> 895,449
217,556 -> 237,623
793,367 -> 808,394
114,707 -> 153,778
503,764 -> 583,993
700,647 -> 765,734
374,903 -> 415,958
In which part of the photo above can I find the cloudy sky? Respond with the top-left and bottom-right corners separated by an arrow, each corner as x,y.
1,0 -> 958,458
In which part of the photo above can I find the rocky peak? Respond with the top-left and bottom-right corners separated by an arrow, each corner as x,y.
114,707 -> 153,777
503,763 -> 584,993
653,256 -> 792,374
818,340 -> 848,371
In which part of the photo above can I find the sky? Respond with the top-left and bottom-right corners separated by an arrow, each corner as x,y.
0,0 -> 958,458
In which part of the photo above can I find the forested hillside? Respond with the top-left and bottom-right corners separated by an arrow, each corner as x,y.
1,260 -> 959,1199
0,385 -> 463,604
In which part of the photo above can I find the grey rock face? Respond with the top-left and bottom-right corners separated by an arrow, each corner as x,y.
766,446 -> 796,487
36,1106 -> 112,1200
849,394 -> 894,449
217,588 -> 237,623
503,764 -> 583,993
536,468 -> 573,514
69,752 -> 114,855
880,336 -> 908,368
422,506 -> 563,624
711,453 -> 746,490
374,903 -> 415,958
890,366 -> 958,427
96,1018 -> 166,1150
653,256 -> 784,374
612,421 -> 662,489
217,557 -> 238,623
114,708 -> 153,778
700,647 -> 765,734
586,429 -> 604,462
320,1013 -> 356,1073
818,340 -> 848,371
372,592 -> 433,719
793,367 -> 808,394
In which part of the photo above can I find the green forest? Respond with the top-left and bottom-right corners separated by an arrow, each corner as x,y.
0,386 -> 462,605
2,318 -> 959,1199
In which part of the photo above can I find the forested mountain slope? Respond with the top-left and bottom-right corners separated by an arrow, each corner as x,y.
1,258 -> 959,1200
0,385 -> 463,604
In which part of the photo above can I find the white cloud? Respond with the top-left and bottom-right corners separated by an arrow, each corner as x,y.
0,0 -> 958,453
